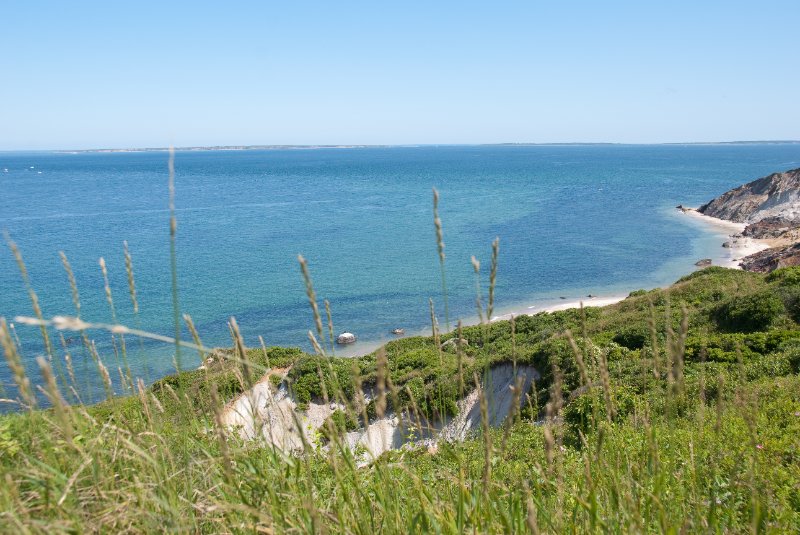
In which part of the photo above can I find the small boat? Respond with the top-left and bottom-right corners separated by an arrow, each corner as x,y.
391,328 -> 405,336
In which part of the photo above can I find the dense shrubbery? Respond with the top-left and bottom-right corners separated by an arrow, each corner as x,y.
286,354 -> 359,408
562,385 -> 638,442
612,325 -> 649,349
766,266 -> 800,286
684,330 -> 800,363
715,290 -> 785,332
321,409 -> 359,442
3,266 -> 800,532
272,267 -> 800,422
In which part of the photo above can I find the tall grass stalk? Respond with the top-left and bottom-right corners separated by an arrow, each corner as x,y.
432,188 -> 450,330
324,299 -> 336,355
123,241 -> 149,379
4,233 -> 54,360
298,254 -> 325,350
1,318 -> 36,408
167,146 -> 182,371
58,250 -> 97,392
99,257 -> 132,391
487,237 -> 499,321
36,356 -> 73,445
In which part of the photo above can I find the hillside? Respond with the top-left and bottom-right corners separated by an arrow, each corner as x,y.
2,266 -> 800,531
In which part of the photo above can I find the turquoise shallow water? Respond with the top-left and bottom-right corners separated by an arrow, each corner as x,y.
2,144 -> 800,403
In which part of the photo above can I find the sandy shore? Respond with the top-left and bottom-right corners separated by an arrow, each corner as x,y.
489,294 -> 628,322
335,207 -> 772,358
680,208 -> 771,268
336,293 -> 630,357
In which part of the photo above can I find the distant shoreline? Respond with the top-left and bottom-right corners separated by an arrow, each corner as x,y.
54,145 -> 394,154
44,140 -> 800,154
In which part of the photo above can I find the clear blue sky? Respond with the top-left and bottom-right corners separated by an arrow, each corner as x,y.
2,1 -> 798,150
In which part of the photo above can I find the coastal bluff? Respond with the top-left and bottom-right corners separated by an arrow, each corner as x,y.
697,167 -> 800,272
698,167 -> 800,224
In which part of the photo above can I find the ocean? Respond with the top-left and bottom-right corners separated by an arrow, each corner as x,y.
2,144 -> 800,403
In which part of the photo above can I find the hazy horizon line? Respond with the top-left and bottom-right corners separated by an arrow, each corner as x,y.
2,140 -> 800,154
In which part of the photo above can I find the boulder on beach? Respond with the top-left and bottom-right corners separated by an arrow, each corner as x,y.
336,332 -> 357,345
391,328 -> 405,335
695,258 -> 712,267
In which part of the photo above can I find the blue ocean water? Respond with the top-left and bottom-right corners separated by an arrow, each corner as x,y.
2,144 -> 800,403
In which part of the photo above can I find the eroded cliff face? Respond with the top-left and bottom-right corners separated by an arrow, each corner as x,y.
698,168 -> 800,224
695,168 -> 800,273
222,363 -> 539,461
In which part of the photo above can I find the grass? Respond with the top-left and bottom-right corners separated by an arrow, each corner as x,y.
2,183 -> 800,531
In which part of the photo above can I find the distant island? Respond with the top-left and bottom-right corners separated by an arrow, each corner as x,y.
493,140 -> 800,147
56,140 -> 800,153
57,144 -> 393,153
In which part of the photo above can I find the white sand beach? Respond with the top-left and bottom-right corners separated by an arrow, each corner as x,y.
489,294 -> 628,323
680,208 -> 771,268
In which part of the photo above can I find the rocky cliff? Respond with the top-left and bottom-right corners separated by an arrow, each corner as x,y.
740,242 -> 800,272
696,168 -> 800,272
698,168 -> 800,224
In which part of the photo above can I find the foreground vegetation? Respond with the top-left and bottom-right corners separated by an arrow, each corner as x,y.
2,265 -> 800,532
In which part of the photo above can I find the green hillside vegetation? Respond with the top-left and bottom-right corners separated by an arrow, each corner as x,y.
2,266 -> 800,532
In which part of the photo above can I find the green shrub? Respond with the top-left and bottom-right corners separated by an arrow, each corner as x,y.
213,371 -> 244,401
612,325 -> 649,350
684,331 -> 800,363
743,353 -> 793,381
321,409 -> 359,442
777,286 -> 800,323
563,385 -> 638,443
766,266 -> 800,286
778,340 -> 800,373
246,346 -> 306,369
287,355 -> 355,409
392,348 -> 440,373
714,291 -> 785,332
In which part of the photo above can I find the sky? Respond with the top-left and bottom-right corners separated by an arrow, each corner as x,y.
1,1 -> 798,150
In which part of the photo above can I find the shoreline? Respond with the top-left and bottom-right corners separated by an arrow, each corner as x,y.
492,294 -> 629,322
679,208 -> 771,268
335,292 -> 632,358
336,207 -> 771,359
